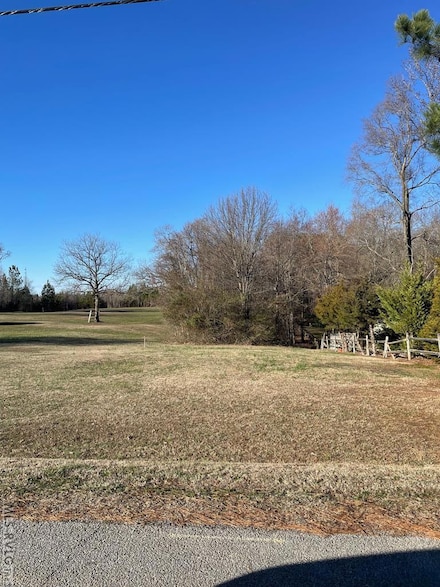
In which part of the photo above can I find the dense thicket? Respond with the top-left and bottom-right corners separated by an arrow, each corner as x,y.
147,188 -> 440,344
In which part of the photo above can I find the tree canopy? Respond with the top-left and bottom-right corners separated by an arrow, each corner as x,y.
396,9 -> 440,157
395,9 -> 440,61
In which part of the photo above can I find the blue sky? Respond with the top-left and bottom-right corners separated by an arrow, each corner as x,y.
0,0 -> 434,292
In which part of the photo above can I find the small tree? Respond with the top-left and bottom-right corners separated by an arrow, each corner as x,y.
419,260 -> 440,336
54,234 -> 130,322
41,281 -> 56,312
315,280 -> 380,332
377,265 -> 432,336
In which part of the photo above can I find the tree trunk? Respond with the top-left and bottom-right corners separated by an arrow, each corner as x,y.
403,211 -> 413,269
289,312 -> 295,346
402,185 -> 413,269
94,293 -> 100,322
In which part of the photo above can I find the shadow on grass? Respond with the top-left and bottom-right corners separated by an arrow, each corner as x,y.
0,321 -> 42,326
217,549 -> 440,587
0,336 -> 142,346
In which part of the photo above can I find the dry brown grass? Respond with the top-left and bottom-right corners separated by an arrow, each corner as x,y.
1,313 -> 440,535
2,344 -> 439,464
2,459 -> 440,537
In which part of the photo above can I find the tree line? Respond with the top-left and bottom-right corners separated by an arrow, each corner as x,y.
139,187 -> 440,344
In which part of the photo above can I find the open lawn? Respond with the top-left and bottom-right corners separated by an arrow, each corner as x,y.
1,310 -> 439,536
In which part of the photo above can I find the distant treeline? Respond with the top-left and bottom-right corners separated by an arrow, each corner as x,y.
0,268 -> 158,313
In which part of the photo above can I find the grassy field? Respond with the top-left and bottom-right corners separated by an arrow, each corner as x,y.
1,309 -> 439,537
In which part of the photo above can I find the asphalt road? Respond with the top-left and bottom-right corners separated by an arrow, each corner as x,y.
4,520 -> 440,586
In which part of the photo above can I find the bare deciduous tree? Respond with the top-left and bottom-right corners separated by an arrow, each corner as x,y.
54,234 -> 131,322
205,187 -> 276,320
302,205 -> 359,294
347,200 -> 404,281
348,75 -> 440,269
261,212 -> 312,344
152,220 -> 209,293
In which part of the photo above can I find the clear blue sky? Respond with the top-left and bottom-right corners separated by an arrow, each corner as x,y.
0,0 -> 434,292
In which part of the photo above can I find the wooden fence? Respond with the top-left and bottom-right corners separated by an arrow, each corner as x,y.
380,333 -> 440,361
321,332 -> 440,360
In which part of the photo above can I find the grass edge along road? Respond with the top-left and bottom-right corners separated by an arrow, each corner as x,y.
2,458 -> 440,538
1,310 -> 439,537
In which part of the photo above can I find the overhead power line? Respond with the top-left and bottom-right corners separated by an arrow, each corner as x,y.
0,0 -> 163,17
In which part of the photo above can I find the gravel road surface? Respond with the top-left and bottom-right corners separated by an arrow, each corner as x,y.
4,520 -> 440,586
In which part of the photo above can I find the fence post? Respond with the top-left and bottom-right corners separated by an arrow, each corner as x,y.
369,325 -> 376,356
341,332 -> 347,353
406,332 -> 411,361
383,336 -> 389,358
366,335 -> 369,356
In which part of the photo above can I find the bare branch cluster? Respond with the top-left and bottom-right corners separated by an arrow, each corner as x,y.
0,244 -> 10,264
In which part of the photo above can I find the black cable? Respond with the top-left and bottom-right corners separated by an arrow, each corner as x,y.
0,0 -> 163,17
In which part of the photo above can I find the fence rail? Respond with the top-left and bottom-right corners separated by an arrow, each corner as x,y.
380,333 -> 440,360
